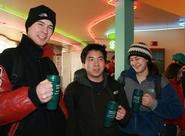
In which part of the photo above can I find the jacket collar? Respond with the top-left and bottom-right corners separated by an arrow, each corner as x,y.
74,68 -> 108,87
126,67 -> 159,82
18,34 -> 43,59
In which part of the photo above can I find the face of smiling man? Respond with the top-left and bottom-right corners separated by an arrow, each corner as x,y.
83,50 -> 106,82
27,19 -> 54,47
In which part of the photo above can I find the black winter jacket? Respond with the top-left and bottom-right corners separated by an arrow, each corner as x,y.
0,35 -> 66,136
64,69 -> 130,136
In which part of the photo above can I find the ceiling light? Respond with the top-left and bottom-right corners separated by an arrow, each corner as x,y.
178,18 -> 185,27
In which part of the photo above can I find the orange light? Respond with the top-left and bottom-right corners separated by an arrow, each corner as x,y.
107,0 -> 116,6
87,0 -> 137,42
87,11 -> 115,42
134,0 -> 138,10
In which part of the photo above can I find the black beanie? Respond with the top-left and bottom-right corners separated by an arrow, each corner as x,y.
128,43 -> 152,61
25,5 -> 56,33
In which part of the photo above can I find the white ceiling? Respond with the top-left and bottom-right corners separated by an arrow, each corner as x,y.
0,0 -> 184,49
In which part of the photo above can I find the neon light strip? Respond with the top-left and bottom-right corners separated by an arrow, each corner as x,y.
87,11 -> 115,42
0,4 -> 86,47
87,0 -> 137,42
87,0 -> 115,42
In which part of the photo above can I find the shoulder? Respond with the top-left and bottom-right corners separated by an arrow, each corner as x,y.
160,73 -> 169,88
107,76 -> 121,90
65,81 -> 83,93
0,48 -> 18,74
0,48 -> 17,58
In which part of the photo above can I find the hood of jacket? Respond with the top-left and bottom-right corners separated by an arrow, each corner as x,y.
126,67 -> 160,82
73,68 -> 109,88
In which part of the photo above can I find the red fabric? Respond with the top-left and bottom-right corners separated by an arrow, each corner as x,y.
59,92 -> 68,119
8,123 -> 19,136
42,44 -> 54,58
0,65 -> 36,135
107,62 -> 115,75
164,79 -> 185,130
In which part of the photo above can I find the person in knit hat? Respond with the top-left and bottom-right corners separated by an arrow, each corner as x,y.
172,53 -> 185,98
172,53 -> 185,65
0,5 -> 67,136
118,42 -> 183,136
25,5 -> 56,33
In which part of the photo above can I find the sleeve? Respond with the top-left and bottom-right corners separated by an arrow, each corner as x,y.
63,83 -> 78,136
117,70 -> 125,85
0,65 -> 36,126
117,84 -> 131,127
153,75 -> 183,119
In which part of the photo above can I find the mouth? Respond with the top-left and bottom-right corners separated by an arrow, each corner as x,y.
93,68 -> 100,73
38,36 -> 47,41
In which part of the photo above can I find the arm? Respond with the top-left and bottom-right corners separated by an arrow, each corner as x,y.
116,84 -> 131,127
0,65 -> 54,126
63,83 -> 77,136
0,65 -> 36,126
153,83 -> 183,119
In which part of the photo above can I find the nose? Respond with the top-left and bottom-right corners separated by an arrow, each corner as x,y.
94,59 -> 99,66
42,26 -> 48,34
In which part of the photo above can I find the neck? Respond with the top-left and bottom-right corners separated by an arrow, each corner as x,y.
136,68 -> 149,83
87,75 -> 104,83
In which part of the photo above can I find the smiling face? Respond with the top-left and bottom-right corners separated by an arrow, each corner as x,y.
27,19 -> 54,47
129,55 -> 149,75
83,50 -> 106,82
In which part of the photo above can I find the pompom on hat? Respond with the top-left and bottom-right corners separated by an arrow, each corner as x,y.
128,43 -> 152,61
25,5 -> 56,33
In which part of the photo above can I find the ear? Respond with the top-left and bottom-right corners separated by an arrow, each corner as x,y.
82,64 -> 85,68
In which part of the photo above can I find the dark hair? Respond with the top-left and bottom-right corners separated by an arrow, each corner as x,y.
80,43 -> 107,64
147,61 -> 160,76
165,63 -> 182,80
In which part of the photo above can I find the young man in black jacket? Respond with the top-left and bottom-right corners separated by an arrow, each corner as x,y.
64,44 -> 130,136
0,5 -> 67,136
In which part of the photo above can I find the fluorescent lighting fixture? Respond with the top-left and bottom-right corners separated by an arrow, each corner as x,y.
134,27 -> 184,32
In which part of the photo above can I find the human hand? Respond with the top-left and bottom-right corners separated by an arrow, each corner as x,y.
36,79 -> 53,103
181,65 -> 185,72
115,105 -> 126,120
142,93 -> 155,108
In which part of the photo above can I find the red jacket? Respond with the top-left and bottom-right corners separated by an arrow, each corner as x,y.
164,79 -> 185,130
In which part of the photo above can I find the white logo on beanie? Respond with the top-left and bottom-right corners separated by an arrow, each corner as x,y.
38,13 -> 48,17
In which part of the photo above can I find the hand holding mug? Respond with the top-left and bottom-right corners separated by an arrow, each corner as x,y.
36,79 -> 53,103
142,93 -> 155,108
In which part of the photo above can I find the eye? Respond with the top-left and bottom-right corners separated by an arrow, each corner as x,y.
48,25 -> 54,31
38,22 -> 44,26
88,58 -> 94,61
98,57 -> 104,61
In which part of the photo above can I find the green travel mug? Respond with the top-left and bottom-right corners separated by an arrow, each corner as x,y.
132,88 -> 143,112
104,101 -> 118,127
46,75 -> 61,110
